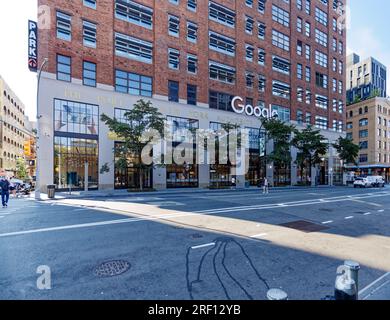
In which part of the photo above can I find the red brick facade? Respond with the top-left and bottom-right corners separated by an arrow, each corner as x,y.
38,0 -> 346,128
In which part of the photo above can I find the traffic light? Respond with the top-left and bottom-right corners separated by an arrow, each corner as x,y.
24,140 -> 32,157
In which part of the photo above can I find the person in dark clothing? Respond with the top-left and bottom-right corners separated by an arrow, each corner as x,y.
0,178 -> 10,208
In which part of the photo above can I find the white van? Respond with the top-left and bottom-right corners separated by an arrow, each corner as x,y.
354,177 -> 371,188
367,176 -> 385,188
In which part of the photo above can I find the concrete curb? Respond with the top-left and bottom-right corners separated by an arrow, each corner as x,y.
33,185 -> 349,201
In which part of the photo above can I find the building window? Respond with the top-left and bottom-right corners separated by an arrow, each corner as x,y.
83,20 -> 97,48
168,14 -> 180,37
245,44 -> 254,61
209,61 -> 235,84
272,105 -> 291,122
115,70 -> 153,97
258,75 -> 266,92
115,32 -> 153,63
209,1 -> 236,28
272,81 -> 290,99
272,29 -> 290,51
187,54 -> 197,74
187,0 -> 197,11
258,0 -> 266,13
246,72 -> 254,88
359,130 -> 369,138
315,7 -> 328,26
209,91 -> 234,111
305,67 -> 311,82
168,81 -> 179,102
272,5 -> 289,27
258,22 -> 266,39
57,54 -> 71,82
187,84 -> 197,105
245,16 -> 254,34
83,0 -> 96,9
315,116 -> 328,130
168,48 -> 180,70
315,29 -> 328,47
115,0 -> 153,29
359,154 -> 368,163
258,49 -> 266,65
209,31 -> 236,56
272,56 -> 290,75
297,63 -> 303,79
56,11 -> 72,41
54,99 -> 99,135
187,21 -> 198,43
83,61 -> 96,87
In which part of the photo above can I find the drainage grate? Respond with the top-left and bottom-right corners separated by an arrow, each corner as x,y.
94,260 -> 131,278
279,220 -> 329,233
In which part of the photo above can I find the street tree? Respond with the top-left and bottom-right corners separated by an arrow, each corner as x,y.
16,157 -> 28,180
101,99 -> 165,191
332,136 -> 360,166
262,118 -> 295,185
291,126 -> 328,184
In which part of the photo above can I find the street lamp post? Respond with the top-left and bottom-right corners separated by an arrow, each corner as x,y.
35,58 -> 49,200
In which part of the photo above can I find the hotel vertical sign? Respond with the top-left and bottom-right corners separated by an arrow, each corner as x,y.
28,20 -> 38,72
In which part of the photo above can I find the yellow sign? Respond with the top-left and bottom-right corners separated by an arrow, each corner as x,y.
24,140 -> 31,157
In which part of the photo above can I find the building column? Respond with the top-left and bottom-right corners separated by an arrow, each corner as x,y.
328,144 -> 334,186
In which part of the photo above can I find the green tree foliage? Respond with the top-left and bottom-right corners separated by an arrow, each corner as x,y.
291,126 -> 328,183
262,118 -> 295,185
332,136 -> 360,166
16,158 -> 28,180
101,99 -> 165,190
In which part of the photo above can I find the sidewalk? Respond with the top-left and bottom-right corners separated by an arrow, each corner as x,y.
33,185 -> 346,201
360,272 -> 390,300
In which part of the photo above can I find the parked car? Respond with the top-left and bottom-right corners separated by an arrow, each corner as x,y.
367,176 -> 385,188
353,177 -> 371,188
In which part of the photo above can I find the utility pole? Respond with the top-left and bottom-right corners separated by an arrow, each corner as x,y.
35,58 -> 48,200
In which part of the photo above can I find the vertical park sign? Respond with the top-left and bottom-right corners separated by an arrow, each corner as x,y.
28,20 -> 38,72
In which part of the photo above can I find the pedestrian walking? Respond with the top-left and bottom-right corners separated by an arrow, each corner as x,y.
263,178 -> 269,195
0,177 -> 11,208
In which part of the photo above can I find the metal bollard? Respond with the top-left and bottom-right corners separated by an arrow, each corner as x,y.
344,260 -> 360,296
267,288 -> 288,300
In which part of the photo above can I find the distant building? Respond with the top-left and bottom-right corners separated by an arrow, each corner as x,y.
0,75 -> 35,178
346,53 -> 387,105
346,97 -> 390,182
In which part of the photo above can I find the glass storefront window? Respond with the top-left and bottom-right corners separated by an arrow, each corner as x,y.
54,99 -> 99,135
54,137 -> 98,190
166,116 -> 199,188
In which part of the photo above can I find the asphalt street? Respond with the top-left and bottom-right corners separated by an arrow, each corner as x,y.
0,186 -> 389,300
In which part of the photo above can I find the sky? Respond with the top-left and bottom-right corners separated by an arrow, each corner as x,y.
0,0 -> 390,120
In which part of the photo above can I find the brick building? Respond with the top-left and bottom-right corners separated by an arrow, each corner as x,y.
36,0 -> 347,191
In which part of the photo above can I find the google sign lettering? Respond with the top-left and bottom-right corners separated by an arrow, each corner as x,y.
231,96 -> 278,119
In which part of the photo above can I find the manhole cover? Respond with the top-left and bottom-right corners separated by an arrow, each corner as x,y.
279,220 -> 329,233
94,260 -> 131,278
190,233 -> 204,239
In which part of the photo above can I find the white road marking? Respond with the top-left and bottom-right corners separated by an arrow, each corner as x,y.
345,216 -> 354,220
322,221 -> 333,224
251,233 -> 268,238
191,243 -> 215,250
378,209 -> 385,213
362,280 -> 390,300
349,199 -> 383,207
0,216 -> 4,219
359,272 -> 390,297
364,212 -> 372,216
